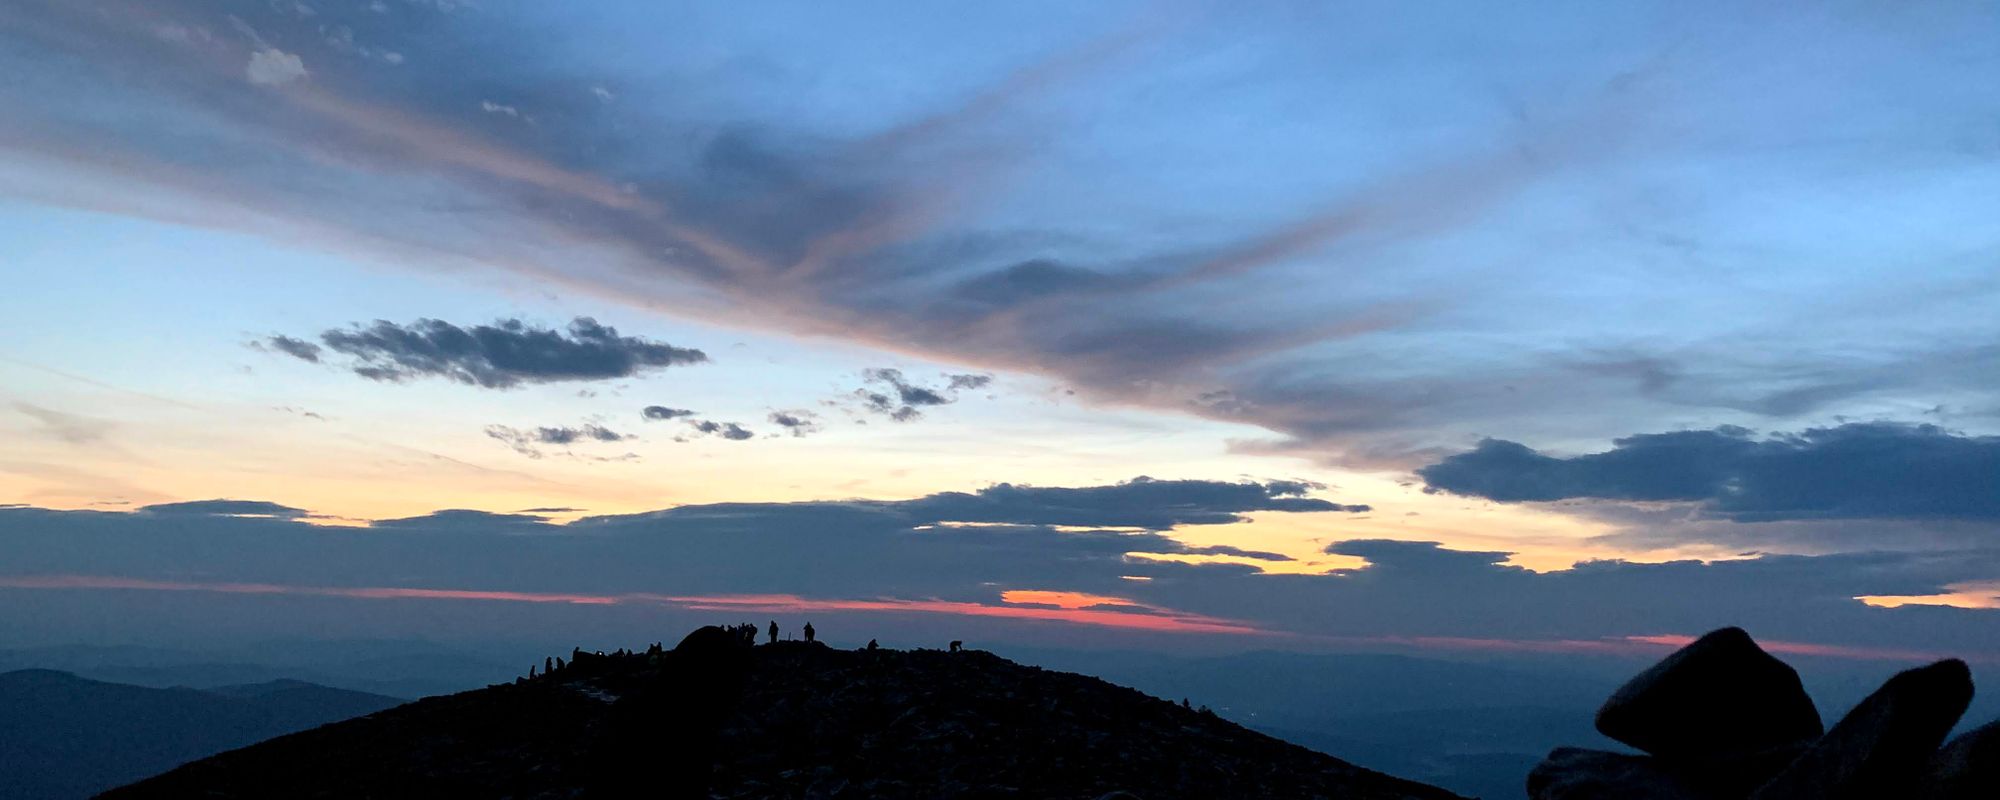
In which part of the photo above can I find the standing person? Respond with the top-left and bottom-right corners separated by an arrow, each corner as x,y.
767,620 -> 778,645
803,622 -> 816,643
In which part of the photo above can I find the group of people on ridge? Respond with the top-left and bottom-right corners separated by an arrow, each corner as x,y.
521,622 -> 976,681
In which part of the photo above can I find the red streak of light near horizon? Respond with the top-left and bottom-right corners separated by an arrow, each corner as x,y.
655,593 -> 1259,634
1620,634 -> 1986,664
0,574 -> 1258,635
6,574 -> 1995,663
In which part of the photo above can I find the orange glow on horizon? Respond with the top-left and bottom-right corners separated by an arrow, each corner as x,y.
998,589 -> 1147,609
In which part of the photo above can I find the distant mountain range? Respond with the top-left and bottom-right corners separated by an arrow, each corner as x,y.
101,632 -> 1471,799
0,641 -> 518,699
0,669 -> 401,800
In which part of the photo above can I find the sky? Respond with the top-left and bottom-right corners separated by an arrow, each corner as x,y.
1,0 -> 1997,660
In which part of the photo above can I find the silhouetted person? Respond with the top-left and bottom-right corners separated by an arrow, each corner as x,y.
803,622 -> 816,643
950,640 -> 963,653
867,639 -> 879,651
768,620 -> 778,644
555,656 -> 565,670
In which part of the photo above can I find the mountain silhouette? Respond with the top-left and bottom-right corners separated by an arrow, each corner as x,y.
0,668 -> 400,800
102,629 -> 1467,799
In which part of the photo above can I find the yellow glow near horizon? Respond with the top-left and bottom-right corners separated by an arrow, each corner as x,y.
1859,581 -> 2000,610
2,377 -> 1780,583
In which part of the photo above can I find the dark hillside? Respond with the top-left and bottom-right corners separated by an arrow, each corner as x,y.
106,630 -> 1466,799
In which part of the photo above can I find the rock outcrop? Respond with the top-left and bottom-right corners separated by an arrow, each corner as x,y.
1530,627 -> 1989,800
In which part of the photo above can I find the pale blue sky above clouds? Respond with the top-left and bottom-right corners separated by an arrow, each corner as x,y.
2,0 -> 1997,654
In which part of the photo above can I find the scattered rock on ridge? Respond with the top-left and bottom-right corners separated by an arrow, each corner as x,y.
1526,747 -> 1715,800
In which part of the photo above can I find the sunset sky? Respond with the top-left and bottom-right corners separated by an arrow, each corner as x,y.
3,1 -> 1997,659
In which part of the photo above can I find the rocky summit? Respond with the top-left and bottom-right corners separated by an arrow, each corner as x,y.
1531,627 -> 1998,799
102,627 -> 1465,800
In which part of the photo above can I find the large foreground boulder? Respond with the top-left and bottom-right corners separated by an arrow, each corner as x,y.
1595,628 -> 1822,763
1751,659 -> 1973,799
1534,629 -> 1990,800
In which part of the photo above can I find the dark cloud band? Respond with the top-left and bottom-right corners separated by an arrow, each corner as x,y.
1417,422 -> 2000,521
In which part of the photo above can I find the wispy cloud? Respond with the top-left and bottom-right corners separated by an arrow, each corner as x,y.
6,0 -> 1999,493
684,419 -> 754,441
852,368 -> 993,422
767,410 -> 821,438
12,403 -> 111,445
485,423 -> 634,458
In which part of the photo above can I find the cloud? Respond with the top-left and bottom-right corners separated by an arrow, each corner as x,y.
1325,539 -> 1521,577
894,476 -> 1363,530
137,499 -> 309,519
13,403 -> 110,445
259,335 -> 323,363
686,419 -> 754,441
1417,422 -> 2000,521
947,374 -> 993,392
370,509 -> 556,531
767,410 -> 821,438
641,406 -> 695,421
485,423 -> 632,458
853,368 -> 993,422
1181,545 -> 1295,562
7,1 -> 1999,470
538,425 -> 630,445
266,317 -> 705,388
245,48 -> 307,87
273,405 -> 327,420
3,489 -> 1999,657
